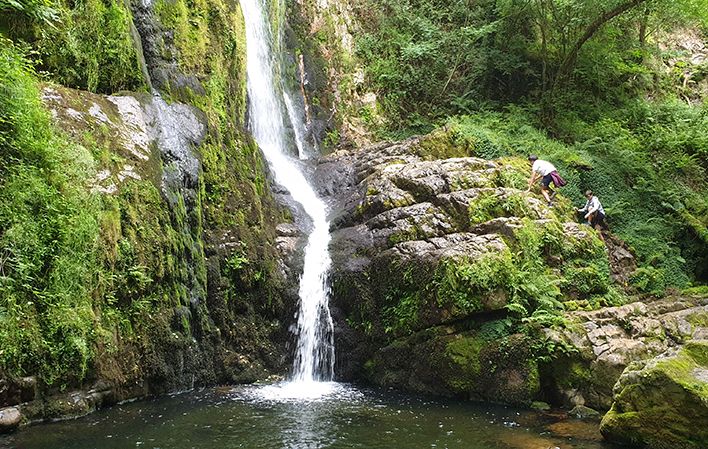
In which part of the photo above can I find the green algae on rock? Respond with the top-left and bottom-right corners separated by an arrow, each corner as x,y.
600,341 -> 708,449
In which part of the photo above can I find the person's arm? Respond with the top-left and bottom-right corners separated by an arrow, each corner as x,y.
527,171 -> 539,190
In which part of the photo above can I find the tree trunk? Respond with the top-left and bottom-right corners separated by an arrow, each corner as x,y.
638,5 -> 650,59
552,0 -> 648,90
542,0 -> 649,123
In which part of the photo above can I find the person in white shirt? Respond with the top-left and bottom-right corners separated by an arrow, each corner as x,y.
578,189 -> 606,241
526,154 -> 564,206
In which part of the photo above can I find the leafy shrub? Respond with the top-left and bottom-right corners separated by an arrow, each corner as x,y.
31,0 -> 145,93
0,39 -> 100,383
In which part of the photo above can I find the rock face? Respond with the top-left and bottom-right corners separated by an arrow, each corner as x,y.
0,81 -> 291,431
600,341 -> 708,449
316,138 -> 617,402
543,295 -> 708,410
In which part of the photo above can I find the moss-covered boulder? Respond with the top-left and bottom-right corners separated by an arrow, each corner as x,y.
364,329 -> 540,404
600,341 -> 708,449
317,138 -> 622,399
542,295 -> 708,410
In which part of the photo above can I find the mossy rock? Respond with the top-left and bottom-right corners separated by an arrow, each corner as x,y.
365,330 -> 540,405
600,341 -> 708,449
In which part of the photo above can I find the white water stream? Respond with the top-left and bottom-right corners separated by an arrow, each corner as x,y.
241,0 -> 335,396
283,91 -> 309,160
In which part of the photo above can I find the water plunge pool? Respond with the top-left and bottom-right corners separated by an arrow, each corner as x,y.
1,384 -> 617,449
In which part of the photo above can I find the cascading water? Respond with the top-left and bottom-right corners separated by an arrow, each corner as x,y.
241,0 -> 335,393
283,91 -> 309,160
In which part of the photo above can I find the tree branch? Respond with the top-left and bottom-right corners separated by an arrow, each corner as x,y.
552,0 -> 649,89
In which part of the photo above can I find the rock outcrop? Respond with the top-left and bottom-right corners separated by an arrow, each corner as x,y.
316,138 -> 616,402
0,81 -> 291,430
600,341 -> 708,449
317,137 -> 708,449
543,295 -> 708,410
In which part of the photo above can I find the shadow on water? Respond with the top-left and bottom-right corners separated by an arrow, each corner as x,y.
1,384 -> 619,449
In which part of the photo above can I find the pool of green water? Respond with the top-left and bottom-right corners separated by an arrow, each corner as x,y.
0,383 -> 618,449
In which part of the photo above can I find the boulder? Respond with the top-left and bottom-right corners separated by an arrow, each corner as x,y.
600,341 -> 708,449
317,140 -> 630,398
0,407 -> 21,432
364,331 -> 540,405
543,295 -> 708,410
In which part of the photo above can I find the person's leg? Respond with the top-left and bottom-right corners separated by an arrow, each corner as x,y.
590,213 -> 605,242
541,174 -> 553,204
586,211 -> 595,225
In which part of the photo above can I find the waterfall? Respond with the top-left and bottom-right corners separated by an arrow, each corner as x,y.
241,0 -> 335,385
283,91 -> 309,160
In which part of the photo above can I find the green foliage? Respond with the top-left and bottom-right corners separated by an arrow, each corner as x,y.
0,0 -> 287,390
436,250 -> 515,315
506,220 -> 566,321
32,0 -> 145,93
0,39 -> 99,384
382,289 -> 420,335
468,191 -> 533,225
379,264 -> 425,334
353,0 -> 708,133
224,252 -> 249,273
355,0 -> 526,133
0,0 -> 59,27
419,106 -> 707,292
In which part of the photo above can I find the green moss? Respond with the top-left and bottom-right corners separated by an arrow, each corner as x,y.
35,0 -> 146,93
656,343 -> 708,396
554,359 -> 593,390
414,125 -> 472,160
444,335 -> 483,390
601,342 -> 708,448
435,250 -> 515,315
155,0 -> 210,74
685,311 -> 708,329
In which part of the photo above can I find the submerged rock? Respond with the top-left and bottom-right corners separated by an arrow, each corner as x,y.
546,418 -> 603,441
600,341 -> 708,449
568,405 -> 601,419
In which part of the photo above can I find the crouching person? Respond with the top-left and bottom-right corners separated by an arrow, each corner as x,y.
578,190 -> 606,242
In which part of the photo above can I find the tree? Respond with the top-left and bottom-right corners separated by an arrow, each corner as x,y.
540,0 -> 650,120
